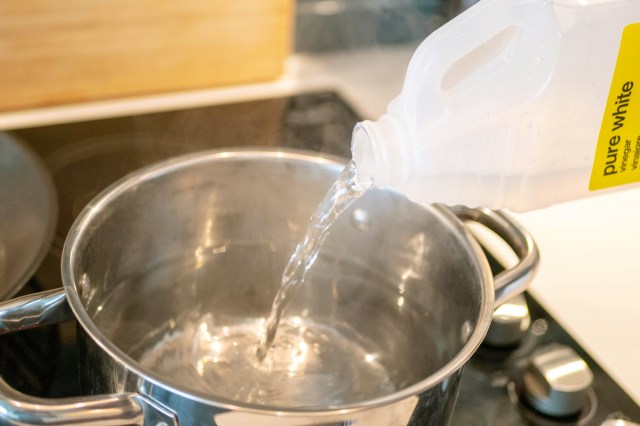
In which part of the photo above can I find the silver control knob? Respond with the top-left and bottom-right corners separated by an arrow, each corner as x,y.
601,420 -> 640,426
484,293 -> 531,347
522,344 -> 594,417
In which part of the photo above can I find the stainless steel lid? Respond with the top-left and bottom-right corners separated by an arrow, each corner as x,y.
0,132 -> 57,300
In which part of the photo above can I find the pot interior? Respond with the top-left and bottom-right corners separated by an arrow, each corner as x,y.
65,150 -> 488,409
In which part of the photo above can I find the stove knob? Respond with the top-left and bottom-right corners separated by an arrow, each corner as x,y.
483,293 -> 531,347
522,344 -> 594,417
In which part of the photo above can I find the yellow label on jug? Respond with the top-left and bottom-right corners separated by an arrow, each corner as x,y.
590,23 -> 640,191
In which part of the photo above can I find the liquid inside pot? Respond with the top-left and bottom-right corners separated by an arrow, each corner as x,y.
93,244 -> 449,408
138,316 -> 396,407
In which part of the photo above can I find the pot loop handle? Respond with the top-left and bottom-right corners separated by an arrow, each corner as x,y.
0,288 -> 177,426
451,206 -> 539,306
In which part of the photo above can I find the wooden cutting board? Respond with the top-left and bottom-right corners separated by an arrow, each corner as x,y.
0,0 -> 293,111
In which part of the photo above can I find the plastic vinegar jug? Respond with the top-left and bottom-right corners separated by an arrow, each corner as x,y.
351,0 -> 640,212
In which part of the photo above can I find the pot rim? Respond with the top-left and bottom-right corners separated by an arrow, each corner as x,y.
61,147 -> 495,415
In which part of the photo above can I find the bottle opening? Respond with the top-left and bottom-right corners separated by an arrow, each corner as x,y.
351,122 -> 379,187
351,117 -> 412,189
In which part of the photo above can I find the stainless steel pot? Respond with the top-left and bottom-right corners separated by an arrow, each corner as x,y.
0,149 -> 538,425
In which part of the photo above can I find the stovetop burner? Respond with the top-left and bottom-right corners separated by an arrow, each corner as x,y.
3,91 -> 639,424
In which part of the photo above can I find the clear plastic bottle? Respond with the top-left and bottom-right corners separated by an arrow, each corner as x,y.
351,0 -> 640,212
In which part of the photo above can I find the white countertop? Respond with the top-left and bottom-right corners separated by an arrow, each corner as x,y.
1,46 -> 638,405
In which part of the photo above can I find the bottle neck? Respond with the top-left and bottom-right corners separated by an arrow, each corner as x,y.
351,115 -> 412,189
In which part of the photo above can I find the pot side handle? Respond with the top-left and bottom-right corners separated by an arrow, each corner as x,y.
0,288 -> 176,426
0,378 -> 143,426
451,206 -> 540,306
0,288 -> 74,334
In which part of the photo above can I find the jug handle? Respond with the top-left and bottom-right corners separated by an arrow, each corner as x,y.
393,0 -> 560,136
451,207 -> 539,306
0,288 -> 177,426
